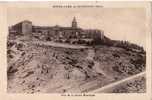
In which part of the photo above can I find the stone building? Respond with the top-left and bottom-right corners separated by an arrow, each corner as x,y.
9,20 -> 32,34
72,17 -> 77,28
9,17 -> 104,44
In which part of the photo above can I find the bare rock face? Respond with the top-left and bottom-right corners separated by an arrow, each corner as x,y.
7,39 -> 146,93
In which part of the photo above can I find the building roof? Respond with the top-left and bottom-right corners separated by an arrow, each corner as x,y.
12,20 -> 32,27
33,25 -> 82,31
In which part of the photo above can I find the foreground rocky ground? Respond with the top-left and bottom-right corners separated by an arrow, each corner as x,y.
7,39 -> 146,93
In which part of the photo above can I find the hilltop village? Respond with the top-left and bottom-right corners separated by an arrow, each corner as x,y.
9,17 -> 104,45
7,17 -> 146,93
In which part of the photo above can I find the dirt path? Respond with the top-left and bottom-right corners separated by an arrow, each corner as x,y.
87,49 -> 108,77
9,40 -> 89,49
91,71 -> 146,93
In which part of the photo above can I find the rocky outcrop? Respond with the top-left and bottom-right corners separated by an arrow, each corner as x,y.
7,39 -> 146,93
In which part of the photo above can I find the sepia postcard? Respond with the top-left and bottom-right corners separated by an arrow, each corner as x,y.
0,1 -> 151,100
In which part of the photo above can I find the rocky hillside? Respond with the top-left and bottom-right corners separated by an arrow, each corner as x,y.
7,37 -> 146,93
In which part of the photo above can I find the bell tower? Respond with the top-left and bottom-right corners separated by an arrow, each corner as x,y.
72,17 -> 77,28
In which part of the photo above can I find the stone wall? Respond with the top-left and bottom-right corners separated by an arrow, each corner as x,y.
10,20 -> 32,34
10,20 -> 104,45
22,21 -> 32,34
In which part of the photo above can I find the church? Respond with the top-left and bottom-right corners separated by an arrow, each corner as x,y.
9,17 -> 104,44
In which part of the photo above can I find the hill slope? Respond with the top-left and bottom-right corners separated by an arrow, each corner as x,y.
7,39 -> 146,93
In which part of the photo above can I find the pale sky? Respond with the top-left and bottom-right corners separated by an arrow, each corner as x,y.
7,7 -> 146,48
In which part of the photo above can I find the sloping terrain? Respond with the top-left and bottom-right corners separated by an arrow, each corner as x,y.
109,75 -> 146,93
7,39 -> 146,93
